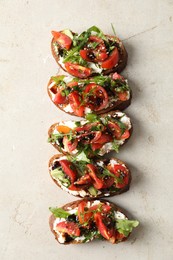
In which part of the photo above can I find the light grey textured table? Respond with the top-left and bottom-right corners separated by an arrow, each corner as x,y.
1,1 -> 173,259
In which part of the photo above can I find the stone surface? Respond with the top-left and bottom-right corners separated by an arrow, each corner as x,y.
0,0 -> 173,259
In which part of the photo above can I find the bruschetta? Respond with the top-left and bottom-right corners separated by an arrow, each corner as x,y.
47,73 -> 131,117
48,111 -> 132,157
51,26 -> 128,78
49,199 -> 139,244
49,154 -> 131,198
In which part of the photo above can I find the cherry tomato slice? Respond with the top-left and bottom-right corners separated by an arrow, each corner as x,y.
112,72 -> 124,80
77,131 -> 102,144
75,122 -> 102,133
53,91 -> 67,105
121,129 -> 130,139
65,62 -> 91,78
63,136 -> 78,153
56,221 -> 80,236
89,36 -> 104,44
68,91 -> 85,117
77,201 -> 99,225
87,164 -> 103,189
51,31 -> 72,50
77,201 -> 93,225
74,174 -> 92,186
68,183 -> 81,191
94,212 -> 115,241
88,36 -> 108,62
91,143 -> 103,151
94,133 -> 113,144
101,177 -> 115,189
84,83 -> 108,111
117,92 -> 128,101
107,122 -> 122,139
101,47 -> 119,69
59,160 -> 77,183
66,81 -> 78,87
108,164 -> 129,189
79,49 -> 92,62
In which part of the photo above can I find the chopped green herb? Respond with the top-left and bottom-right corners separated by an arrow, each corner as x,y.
111,23 -> 116,36
112,140 -> 120,153
49,207 -> 71,218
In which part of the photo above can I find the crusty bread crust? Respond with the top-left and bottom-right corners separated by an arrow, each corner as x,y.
49,199 -> 129,245
48,110 -> 133,155
51,34 -> 128,77
48,154 -> 131,198
47,78 -> 132,117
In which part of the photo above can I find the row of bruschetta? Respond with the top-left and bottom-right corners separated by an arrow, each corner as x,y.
47,26 -> 139,245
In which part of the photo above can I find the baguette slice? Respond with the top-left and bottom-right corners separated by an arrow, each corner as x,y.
51,26 -> 128,78
48,110 -> 132,157
47,73 -> 131,117
49,199 -> 139,244
49,154 -> 131,198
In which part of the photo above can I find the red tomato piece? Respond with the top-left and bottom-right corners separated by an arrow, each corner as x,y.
79,49 -> 92,62
65,62 -> 91,78
89,36 -> 104,44
121,129 -> 130,139
84,83 -> 108,111
59,160 -> 77,183
112,72 -> 124,80
94,133 -> 113,144
109,164 -> 129,189
87,164 -> 103,189
94,212 -> 115,241
75,122 -> 101,133
56,221 -> 80,236
77,131 -> 102,144
107,122 -> 122,139
63,136 -> 78,153
97,52 -> 108,61
91,143 -> 103,151
101,204 -> 112,213
77,201 -> 93,225
51,31 -> 72,50
101,177 -> 115,189
68,91 -> 85,117
68,183 -> 81,191
53,91 -> 67,105
101,47 -> 119,69
117,92 -> 128,101
74,174 -> 92,186
66,81 -> 79,87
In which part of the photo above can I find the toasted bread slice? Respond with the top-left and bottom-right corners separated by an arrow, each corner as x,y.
47,73 -> 131,117
48,110 -> 132,157
49,154 -> 131,198
49,199 -> 139,244
51,26 -> 128,78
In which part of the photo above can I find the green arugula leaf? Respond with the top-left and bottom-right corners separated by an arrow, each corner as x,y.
74,151 -> 91,163
85,113 -> 98,122
111,23 -> 116,36
48,131 -> 74,143
51,75 -> 65,85
116,219 -> 139,237
112,140 -> 120,153
49,207 -> 71,218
